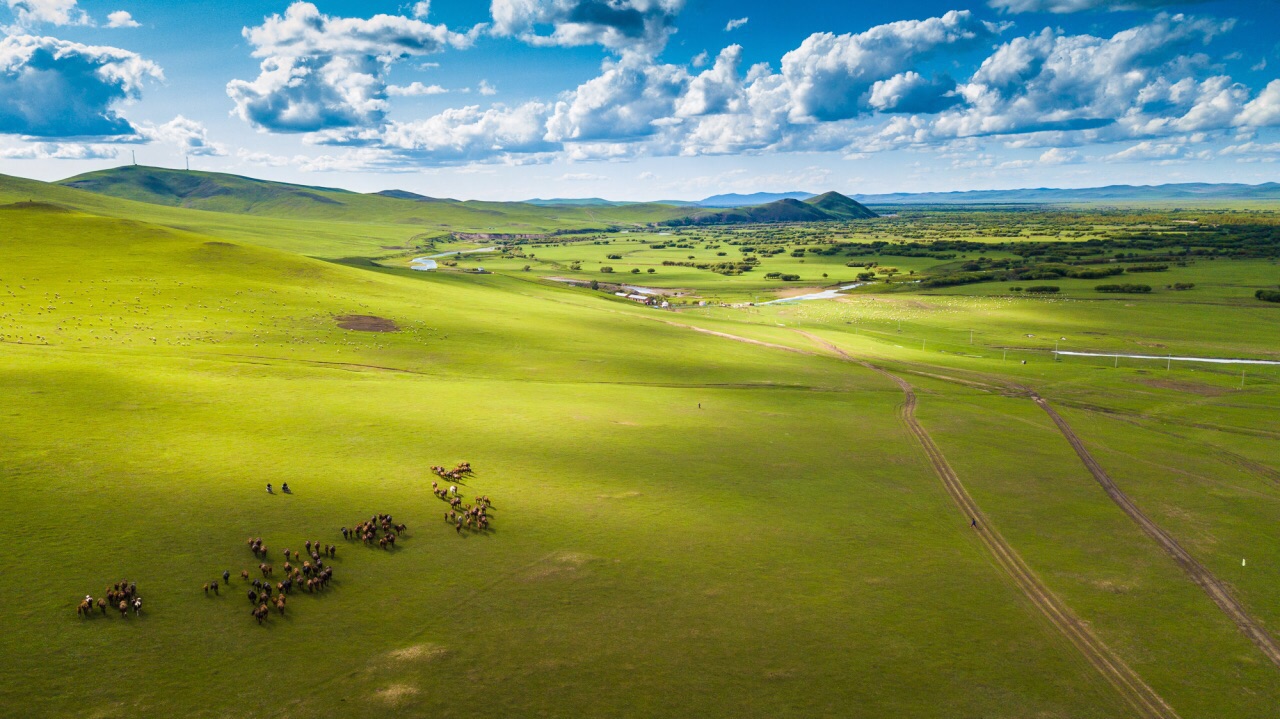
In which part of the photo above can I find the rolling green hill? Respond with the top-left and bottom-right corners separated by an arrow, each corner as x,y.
804,191 -> 878,219
55,165 -> 688,230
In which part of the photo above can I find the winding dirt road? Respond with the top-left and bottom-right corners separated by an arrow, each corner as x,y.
1033,396 -> 1280,670
797,332 -> 1179,719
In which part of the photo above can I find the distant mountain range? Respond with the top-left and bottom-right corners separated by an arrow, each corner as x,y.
521,191 -> 812,208
521,183 -> 1280,207
51,167 -> 1280,235
847,183 -> 1280,204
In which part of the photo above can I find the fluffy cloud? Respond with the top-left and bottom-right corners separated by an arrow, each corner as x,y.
4,0 -> 88,27
1102,138 -> 1209,162
490,0 -> 684,56
226,2 -> 471,133
989,0 -> 1209,13
779,10 -> 998,122
674,45 -> 742,116
105,10 -> 139,28
546,55 -> 688,142
0,34 -> 163,137
724,17 -> 747,32
388,81 -> 447,96
137,115 -> 226,156
1235,80 -> 1280,127
0,141 -> 118,158
1039,147 -> 1082,164
867,71 -> 961,114
911,14 -> 1234,144
313,101 -> 558,164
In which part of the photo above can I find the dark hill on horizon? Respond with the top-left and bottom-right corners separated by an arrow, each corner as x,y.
663,193 -> 878,226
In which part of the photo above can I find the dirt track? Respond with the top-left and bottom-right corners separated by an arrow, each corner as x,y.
1033,396 -> 1280,670
797,332 -> 1178,719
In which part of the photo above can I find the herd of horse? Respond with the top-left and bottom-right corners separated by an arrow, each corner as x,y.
77,462 -> 495,623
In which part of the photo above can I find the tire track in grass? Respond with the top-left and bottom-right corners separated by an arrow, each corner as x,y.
1032,395 -> 1280,670
795,331 -> 1179,719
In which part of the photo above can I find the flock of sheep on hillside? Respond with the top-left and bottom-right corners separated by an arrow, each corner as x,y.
76,463 -> 496,624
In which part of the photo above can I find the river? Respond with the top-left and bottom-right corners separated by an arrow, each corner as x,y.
758,283 -> 865,305
410,246 -> 497,271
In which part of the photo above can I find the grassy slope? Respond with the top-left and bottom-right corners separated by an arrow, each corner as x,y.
1,203 -> 1137,718
2,174 -> 1279,717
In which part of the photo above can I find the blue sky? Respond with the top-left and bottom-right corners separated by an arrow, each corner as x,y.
1,0 -> 1278,200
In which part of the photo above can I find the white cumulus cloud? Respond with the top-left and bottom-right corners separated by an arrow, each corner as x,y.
0,34 -> 163,137
105,10 -> 139,28
137,115 -> 226,156
779,10 -> 998,122
724,17 -> 747,32
4,0 -> 88,27
490,0 -> 684,57
388,81 -> 448,96
226,2 -> 472,133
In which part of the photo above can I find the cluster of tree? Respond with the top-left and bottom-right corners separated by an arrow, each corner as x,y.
1124,264 -> 1169,273
1257,289 -> 1280,303
765,272 -> 802,281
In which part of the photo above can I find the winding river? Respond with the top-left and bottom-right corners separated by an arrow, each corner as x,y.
758,283 -> 865,305
411,246 -> 497,271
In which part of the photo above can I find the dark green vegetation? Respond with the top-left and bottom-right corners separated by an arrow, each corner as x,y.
2,168 -> 1279,718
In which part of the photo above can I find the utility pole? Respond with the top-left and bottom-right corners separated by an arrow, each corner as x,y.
1114,354 -> 1119,368
1240,369 -> 1246,390
969,329 -> 974,345
1054,339 -> 1059,361
186,155 -> 190,171
131,150 -> 136,166
1002,349 -> 1006,362
1167,355 -> 1171,371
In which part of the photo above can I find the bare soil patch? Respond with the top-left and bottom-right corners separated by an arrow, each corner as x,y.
336,314 -> 399,332
387,644 -> 448,663
373,684 -> 419,705
1137,379 -> 1230,396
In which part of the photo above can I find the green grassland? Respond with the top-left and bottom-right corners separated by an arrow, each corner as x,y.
2,171 -> 1279,718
